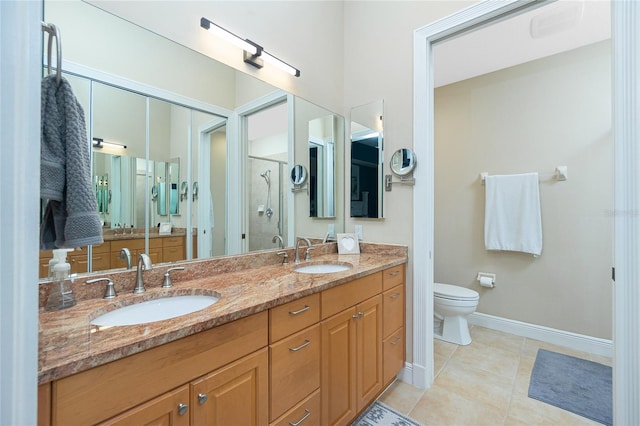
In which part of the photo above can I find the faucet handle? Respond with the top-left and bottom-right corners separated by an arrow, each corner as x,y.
162,266 -> 186,288
276,251 -> 289,265
86,277 -> 117,299
305,246 -> 315,261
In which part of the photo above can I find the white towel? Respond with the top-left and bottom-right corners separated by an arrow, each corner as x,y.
484,172 -> 542,256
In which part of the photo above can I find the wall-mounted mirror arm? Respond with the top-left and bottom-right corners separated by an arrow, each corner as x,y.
384,174 -> 416,191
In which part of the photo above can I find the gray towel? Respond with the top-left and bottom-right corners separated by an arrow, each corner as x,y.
40,75 -> 103,249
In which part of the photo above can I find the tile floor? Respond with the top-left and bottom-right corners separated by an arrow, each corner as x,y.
378,325 -> 611,426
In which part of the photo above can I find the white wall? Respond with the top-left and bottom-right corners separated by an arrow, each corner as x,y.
434,41 -> 613,339
87,0 -> 345,113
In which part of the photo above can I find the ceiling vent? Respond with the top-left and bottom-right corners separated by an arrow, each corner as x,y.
530,2 -> 584,39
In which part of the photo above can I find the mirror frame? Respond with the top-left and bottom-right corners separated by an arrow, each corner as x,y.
390,148 -> 417,176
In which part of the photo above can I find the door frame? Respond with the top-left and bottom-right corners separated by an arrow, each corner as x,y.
412,1 -> 640,423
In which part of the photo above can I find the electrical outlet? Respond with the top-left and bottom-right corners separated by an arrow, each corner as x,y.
354,225 -> 363,240
328,223 -> 335,237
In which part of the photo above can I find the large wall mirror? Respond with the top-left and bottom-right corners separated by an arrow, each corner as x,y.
350,100 -> 384,218
39,0 -> 345,279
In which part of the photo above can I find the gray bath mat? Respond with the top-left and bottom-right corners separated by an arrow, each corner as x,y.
528,349 -> 612,425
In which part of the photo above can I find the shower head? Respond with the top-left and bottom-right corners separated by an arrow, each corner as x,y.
260,170 -> 271,185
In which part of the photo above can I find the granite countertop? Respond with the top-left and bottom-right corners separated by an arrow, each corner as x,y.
38,248 -> 407,384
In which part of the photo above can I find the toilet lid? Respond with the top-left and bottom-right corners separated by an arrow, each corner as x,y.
434,283 -> 479,301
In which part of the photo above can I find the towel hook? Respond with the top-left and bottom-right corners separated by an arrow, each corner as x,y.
41,22 -> 62,85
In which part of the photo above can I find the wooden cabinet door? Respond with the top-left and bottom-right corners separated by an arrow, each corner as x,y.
321,308 -> 357,426
191,348 -> 268,426
98,385 -> 190,426
356,295 -> 383,412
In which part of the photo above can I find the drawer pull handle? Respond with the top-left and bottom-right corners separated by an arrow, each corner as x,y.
358,311 -> 365,317
289,339 -> 311,352
352,315 -> 359,320
197,393 -> 208,404
177,403 -> 189,416
289,409 -> 311,426
289,305 -> 310,315
390,292 -> 401,300
388,270 -> 401,277
390,336 -> 402,346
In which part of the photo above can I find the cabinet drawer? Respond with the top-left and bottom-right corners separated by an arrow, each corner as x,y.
270,324 -> 320,421
162,236 -> 183,247
383,327 -> 405,386
91,253 -> 111,272
269,293 -> 320,343
321,272 -> 382,319
270,389 -> 320,426
163,246 -> 185,263
382,265 -> 404,291
110,238 -> 145,251
382,285 -> 404,338
148,238 -> 163,249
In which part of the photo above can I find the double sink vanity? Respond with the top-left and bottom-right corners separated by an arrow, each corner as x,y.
37,241 -> 407,426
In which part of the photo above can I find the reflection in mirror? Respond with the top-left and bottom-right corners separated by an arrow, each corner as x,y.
40,0 -> 345,280
309,115 -> 336,218
169,160 -> 180,215
291,165 -> 308,186
390,148 -> 417,176
247,101 -> 289,252
194,111 -> 227,259
350,100 -> 384,218
155,161 -> 167,216
93,82 -> 146,229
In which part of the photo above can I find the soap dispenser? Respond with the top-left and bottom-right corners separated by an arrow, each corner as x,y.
46,249 -> 76,311
47,248 -> 70,279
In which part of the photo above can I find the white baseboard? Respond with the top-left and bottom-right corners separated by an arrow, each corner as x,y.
397,362 -> 414,385
468,312 -> 613,358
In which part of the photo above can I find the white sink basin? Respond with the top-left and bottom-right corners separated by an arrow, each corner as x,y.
294,262 -> 352,274
91,295 -> 219,326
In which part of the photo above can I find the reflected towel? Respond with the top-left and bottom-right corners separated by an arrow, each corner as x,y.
484,172 -> 542,256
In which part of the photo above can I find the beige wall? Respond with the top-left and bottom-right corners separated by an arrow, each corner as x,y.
343,1 -> 476,362
434,41 -> 613,339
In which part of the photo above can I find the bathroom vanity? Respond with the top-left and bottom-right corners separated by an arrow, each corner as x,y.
37,244 -> 406,426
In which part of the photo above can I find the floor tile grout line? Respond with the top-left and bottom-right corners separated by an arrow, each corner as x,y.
502,336 -> 527,425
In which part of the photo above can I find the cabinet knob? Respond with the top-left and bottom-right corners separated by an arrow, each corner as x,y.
177,403 -> 189,416
352,314 -> 359,320
358,311 -> 365,317
197,393 -> 208,404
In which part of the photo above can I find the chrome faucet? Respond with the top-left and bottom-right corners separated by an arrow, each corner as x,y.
272,234 -> 284,249
133,253 -> 152,294
294,237 -> 312,263
119,248 -> 132,269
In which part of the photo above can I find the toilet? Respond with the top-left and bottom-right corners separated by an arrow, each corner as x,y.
434,283 -> 479,345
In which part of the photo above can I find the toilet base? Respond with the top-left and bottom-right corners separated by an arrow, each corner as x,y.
433,315 -> 472,345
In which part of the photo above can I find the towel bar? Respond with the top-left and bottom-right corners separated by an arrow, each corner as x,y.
480,166 -> 567,185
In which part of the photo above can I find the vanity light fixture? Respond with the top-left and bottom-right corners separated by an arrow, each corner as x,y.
200,17 -> 301,77
92,138 -> 127,150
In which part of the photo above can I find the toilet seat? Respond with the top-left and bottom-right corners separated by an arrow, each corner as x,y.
434,283 -> 479,301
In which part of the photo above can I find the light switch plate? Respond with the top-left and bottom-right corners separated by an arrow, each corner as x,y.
354,225 -> 363,240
